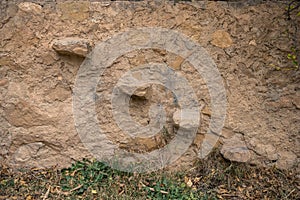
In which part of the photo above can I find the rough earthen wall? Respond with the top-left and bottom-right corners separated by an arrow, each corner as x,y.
0,0 -> 299,170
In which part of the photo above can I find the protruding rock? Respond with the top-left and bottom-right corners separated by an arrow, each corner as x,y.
221,135 -> 251,163
292,95 -> 300,109
249,139 -> 278,161
117,84 -> 151,99
18,2 -> 42,14
52,38 -> 90,57
171,56 -> 184,70
211,30 -> 233,48
4,100 -> 52,128
249,40 -> 257,46
201,106 -> 211,117
276,151 -> 297,169
172,109 -> 198,130
221,127 -> 235,139
132,86 -> 151,99
0,79 -> 8,86
14,142 -> 45,162
173,109 -> 181,127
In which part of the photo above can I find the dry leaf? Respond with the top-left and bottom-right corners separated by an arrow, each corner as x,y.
26,195 -> 32,200
184,177 -> 193,187
20,180 -> 27,186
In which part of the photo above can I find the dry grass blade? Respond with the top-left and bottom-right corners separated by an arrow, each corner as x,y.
42,186 -> 51,200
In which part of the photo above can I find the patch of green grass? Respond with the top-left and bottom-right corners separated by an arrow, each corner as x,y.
59,159 -> 113,194
57,159 -> 203,199
0,151 -> 299,199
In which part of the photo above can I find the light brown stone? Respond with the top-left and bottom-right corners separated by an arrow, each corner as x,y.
221,135 -> 251,163
133,86 -> 151,99
0,56 -> 14,66
48,85 -> 71,101
249,139 -> 279,161
171,56 -> 184,70
132,137 -> 160,152
14,142 -> 45,162
193,134 -> 204,148
221,128 -> 235,139
249,40 -> 257,46
211,30 -> 233,48
0,79 -> 8,86
292,95 -> 300,109
276,151 -> 297,169
52,38 -> 90,57
4,100 -> 53,128
201,106 -> 211,116
173,109 -> 181,127
57,2 -> 89,21
18,2 -> 42,14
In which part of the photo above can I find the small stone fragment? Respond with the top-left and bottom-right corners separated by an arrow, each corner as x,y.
201,106 -> 211,116
221,127 -> 235,139
249,139 -> 279,161
14,142 -> 45,162
211,30 -> 233,48
52,38 -> 90,57
132,86 -> 151,99
171,56 -> 184,70
173,109 -> 181,127
0,79 -> 8,86
172,109 -> 198,130
249,40 -> 257,46
221,135 -> 251,163
7,4 -> 19,18
292,96 -> 300,109
276,151 -> 297,169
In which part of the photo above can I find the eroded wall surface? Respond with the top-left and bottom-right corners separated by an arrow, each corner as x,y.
0,0 -> 299,170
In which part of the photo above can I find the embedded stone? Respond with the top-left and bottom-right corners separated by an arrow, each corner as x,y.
221,135 -> 251,163
18,2 -> 42,14
0,79 -> 8,86
52,38 -> 90,57
171,56 -> 184,70
276,151 -> 297,169
211,30 -> 233,48
57,2 -> 89,21
132,86 -> 151,99
173,109 -> 181,127
4,100 -> 52,128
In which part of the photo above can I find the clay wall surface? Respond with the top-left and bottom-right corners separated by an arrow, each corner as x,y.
0,0 -> 299,170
